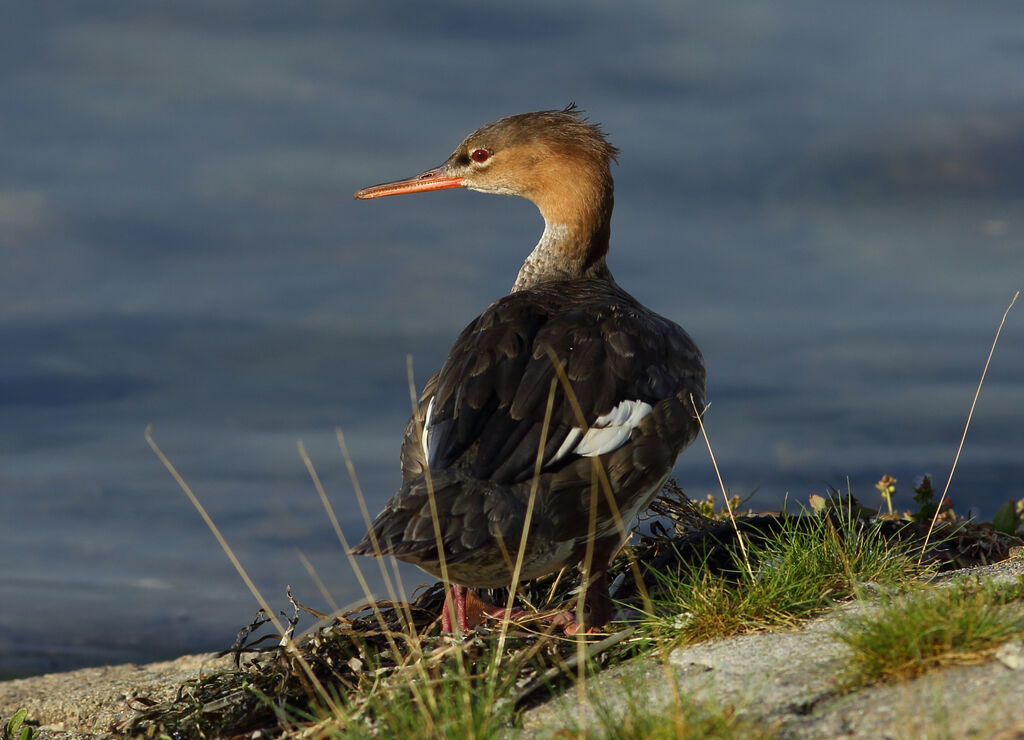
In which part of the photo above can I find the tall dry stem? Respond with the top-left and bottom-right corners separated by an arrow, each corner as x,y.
690,395 -> 753,580
921,290 -> 1019,558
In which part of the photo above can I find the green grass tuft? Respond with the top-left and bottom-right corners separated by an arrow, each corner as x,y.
645,507 -> 928,646
837,576 -> 1024,686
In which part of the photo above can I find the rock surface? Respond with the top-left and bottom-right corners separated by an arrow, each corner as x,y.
0,653 -> 235,739
2,558 -> 1023,739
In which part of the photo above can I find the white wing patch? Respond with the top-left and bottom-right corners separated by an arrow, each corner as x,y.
421,396 -> 435,465
552,399 -> 653,462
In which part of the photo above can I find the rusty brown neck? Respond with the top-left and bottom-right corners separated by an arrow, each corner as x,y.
511,165 -> 615,293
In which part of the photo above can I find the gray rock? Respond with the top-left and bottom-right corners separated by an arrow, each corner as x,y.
0,653 -> 235,739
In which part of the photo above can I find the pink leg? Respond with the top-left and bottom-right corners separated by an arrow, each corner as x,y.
440,584 -> 523,634
441,584 -> 468,633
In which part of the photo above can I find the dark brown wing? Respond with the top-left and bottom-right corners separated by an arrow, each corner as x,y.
403,279 -> 705,486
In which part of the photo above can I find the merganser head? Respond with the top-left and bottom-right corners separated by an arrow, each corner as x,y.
354,105 -> 618,211
355,105 -> 621,290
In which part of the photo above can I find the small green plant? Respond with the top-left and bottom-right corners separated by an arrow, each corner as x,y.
837,577 -> 1024,686
991,498 -> 1024,536
875,474 -> 897,515
645,506 -> 926,646
693,491 -> 745,520
911,475 -> 938,523
3,709 -> 33,740
869,472 -> 960,524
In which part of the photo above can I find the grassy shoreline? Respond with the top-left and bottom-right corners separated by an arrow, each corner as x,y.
5,482 -> 1020,739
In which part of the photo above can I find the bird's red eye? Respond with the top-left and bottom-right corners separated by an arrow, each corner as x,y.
471,148 -> 489,163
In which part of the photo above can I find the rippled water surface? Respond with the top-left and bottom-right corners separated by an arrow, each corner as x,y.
2,1 -> 1022,677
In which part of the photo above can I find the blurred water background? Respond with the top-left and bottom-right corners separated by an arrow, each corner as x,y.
1,1 -> 1022,678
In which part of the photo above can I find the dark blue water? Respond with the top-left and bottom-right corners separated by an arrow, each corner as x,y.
2,1 -> 1022,678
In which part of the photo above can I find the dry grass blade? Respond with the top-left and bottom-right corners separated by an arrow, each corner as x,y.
299,439 -> 414,658
922,290 -> 1019,559
334,432 -> 399,601
144,426 -> 338,715
493,377 -> 558,668
297,550 -> 341,617
343,435 -> 425,661
690,395 -> 753,580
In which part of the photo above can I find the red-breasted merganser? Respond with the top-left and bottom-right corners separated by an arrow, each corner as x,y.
351,106 -> 705,634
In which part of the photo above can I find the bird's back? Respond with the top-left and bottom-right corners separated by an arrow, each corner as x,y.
357,278 -> 705,586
